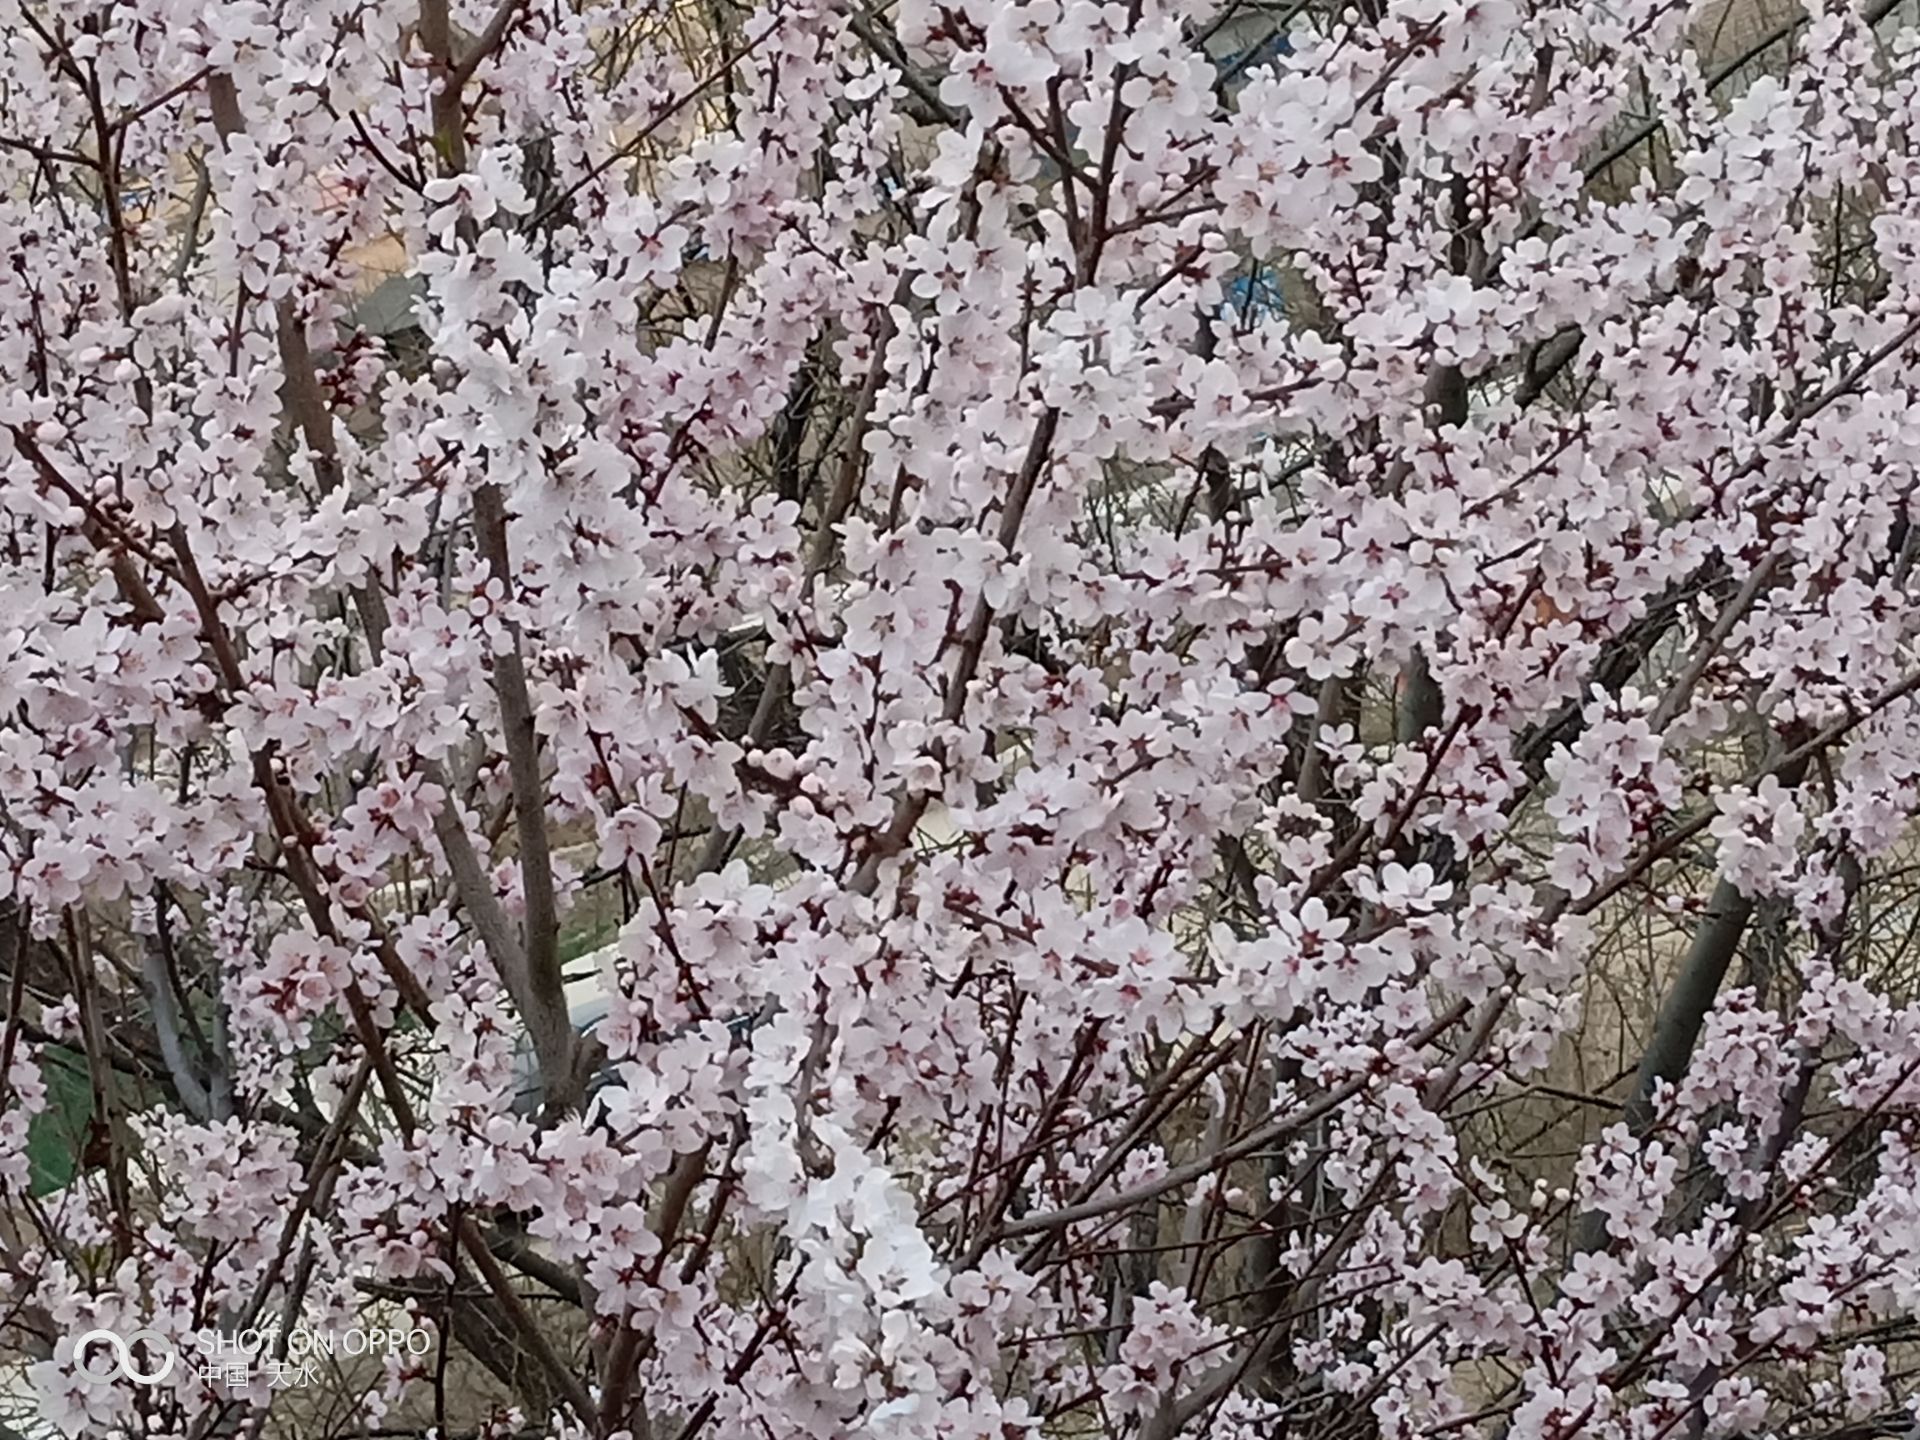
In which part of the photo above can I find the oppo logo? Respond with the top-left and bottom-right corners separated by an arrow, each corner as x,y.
71,1328 -> 176,1387
66,1323 -> 432,1388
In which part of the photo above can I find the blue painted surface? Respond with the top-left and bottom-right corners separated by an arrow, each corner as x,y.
1225,266 -> 1285,321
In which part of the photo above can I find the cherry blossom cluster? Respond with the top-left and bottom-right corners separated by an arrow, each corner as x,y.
7,0 -> 1920,1438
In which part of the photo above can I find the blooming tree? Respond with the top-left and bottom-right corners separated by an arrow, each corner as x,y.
7,0 -> 1920,1437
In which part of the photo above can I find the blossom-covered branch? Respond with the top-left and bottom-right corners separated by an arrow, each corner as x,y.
7,1 -> 1920,1439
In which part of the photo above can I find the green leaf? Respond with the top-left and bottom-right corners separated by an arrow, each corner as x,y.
24,1045 -> 93,1198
